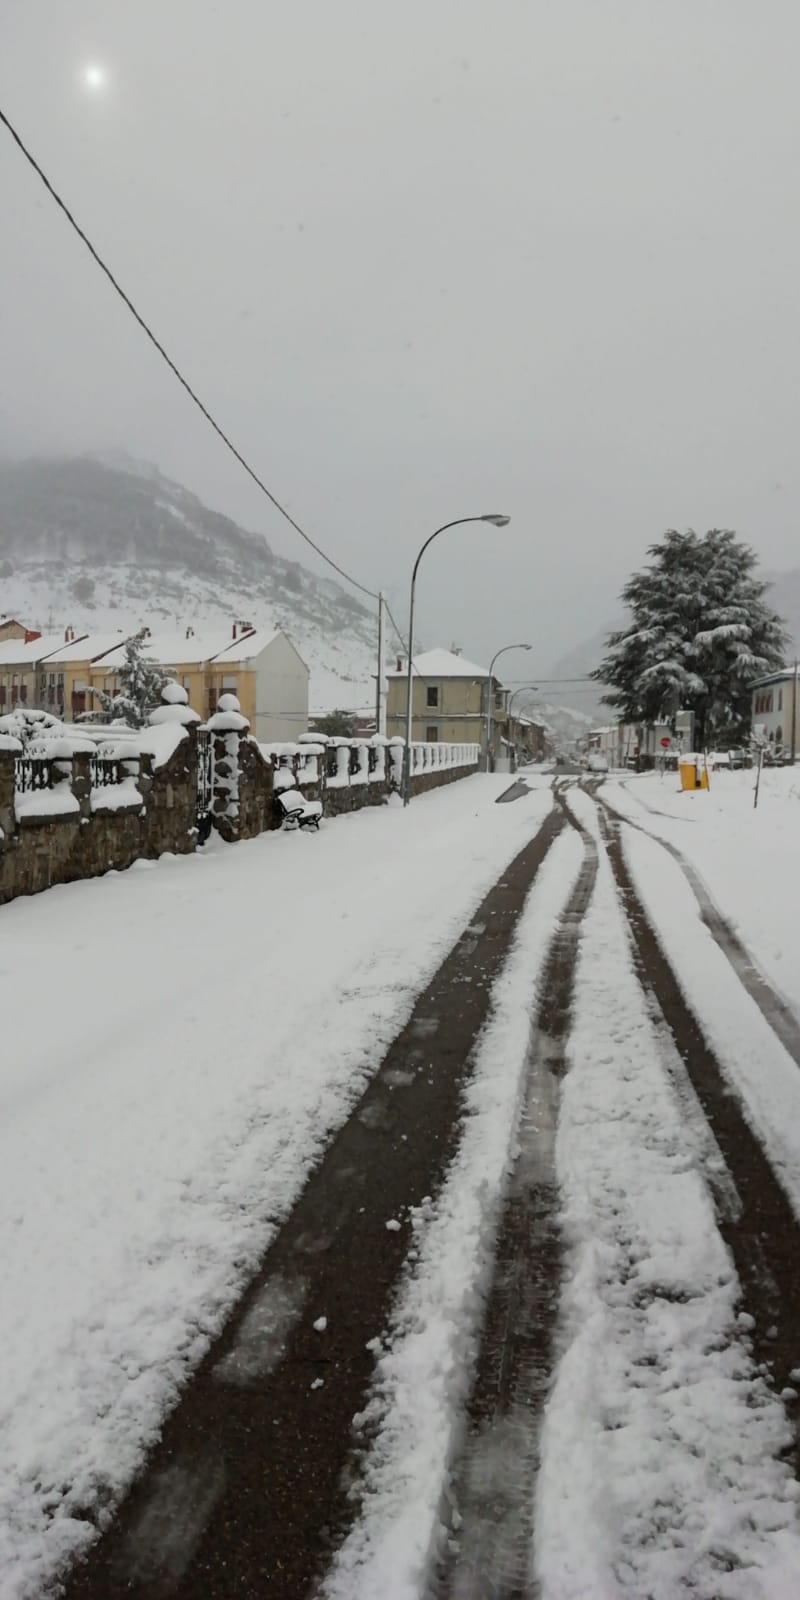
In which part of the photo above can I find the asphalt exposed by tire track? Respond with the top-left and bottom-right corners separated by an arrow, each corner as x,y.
598,800 -> 800,1462
430,793 -> 597,1600
433,783 -> 800,1597
61,799 -> 564,1600
599,787 -> 800,1071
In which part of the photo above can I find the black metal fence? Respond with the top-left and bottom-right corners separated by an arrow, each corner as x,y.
89,754 -> 122,789
13,757 -> 51,794
197,729 -> 213,824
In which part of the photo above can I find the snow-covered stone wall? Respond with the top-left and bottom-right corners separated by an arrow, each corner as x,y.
0,727 -> 197,906
0,707 -> 481,905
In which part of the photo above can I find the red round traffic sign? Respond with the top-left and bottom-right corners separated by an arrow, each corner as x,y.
660,736 -> 671,748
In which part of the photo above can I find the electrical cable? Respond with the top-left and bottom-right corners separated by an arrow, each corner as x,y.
0,105 -> 378,602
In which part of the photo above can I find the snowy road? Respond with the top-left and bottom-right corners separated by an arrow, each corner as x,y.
5,772 -> 800,1598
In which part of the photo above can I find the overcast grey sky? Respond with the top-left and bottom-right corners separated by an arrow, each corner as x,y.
3,0 -> 800,676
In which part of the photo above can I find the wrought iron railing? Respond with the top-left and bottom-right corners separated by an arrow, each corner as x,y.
89,754 -> 122,789
197,729 -> 213,819
14,756 -> 51,794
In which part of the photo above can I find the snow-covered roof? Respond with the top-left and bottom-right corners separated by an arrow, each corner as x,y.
90,630 -> 235,669
749,666 -> 798,689
209,628 -> 280,665
0,634 -> 71,666
386,647 -> 491,680
40,632 -> 129,664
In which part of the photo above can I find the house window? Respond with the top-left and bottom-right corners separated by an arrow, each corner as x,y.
0,686 -> 6,706
426,685 -> 439,708
494,690 -> 503,709
426,726 -> 438,741
222,676 -> 238,693
778,689 -> 783,711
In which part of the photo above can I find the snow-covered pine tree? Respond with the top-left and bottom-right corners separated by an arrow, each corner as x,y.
96,632 -> 170,728
593,530 -> 787,746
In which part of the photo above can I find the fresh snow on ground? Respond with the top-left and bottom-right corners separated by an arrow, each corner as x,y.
0,773 -> 552,1600
322,826 -> 585,1600
603,767 -> 800,1014
536,848 -> 800,1600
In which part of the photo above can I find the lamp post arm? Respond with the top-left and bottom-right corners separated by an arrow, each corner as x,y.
403,517 -> 502,804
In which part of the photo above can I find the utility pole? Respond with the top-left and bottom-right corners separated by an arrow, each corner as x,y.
375,591 -> 386,737
791,659 -> 798,767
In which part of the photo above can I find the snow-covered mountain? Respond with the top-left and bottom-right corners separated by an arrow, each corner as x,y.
0,454 -> 386,712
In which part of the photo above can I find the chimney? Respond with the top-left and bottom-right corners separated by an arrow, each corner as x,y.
396,655 -> 403,673
232,619 -> 254,641
185,626 -> 194,639
64,625 -> 75,644
450,642 -> 463,656
25,629 -> 42,643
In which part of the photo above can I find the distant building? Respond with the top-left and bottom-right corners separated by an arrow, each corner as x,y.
385,646 -> 506,757
0,618 -> 31,643
750,666 -> 799,755
590,720 -> 673,768
207,626 -> 309,741
0,618 -> 310,739
0,631 -> 76,715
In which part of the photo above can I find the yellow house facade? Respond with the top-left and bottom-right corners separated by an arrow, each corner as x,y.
385,647 -> 503,755
0,632 -> 71,716
41,622 -> 309,740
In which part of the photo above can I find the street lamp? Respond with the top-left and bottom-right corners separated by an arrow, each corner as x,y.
507,683 -> 539,766
485,644 -> 532,771
403,514 -> 511,805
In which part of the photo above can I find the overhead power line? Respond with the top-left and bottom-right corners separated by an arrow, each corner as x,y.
0,105 -> 378,603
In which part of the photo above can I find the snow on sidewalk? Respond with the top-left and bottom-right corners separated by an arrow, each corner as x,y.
0,774 -> 552,1600
536,850 -> 800,1600
321,826 -> 585,1600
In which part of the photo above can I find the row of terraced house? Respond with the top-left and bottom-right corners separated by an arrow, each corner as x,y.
0,616 -> 309,742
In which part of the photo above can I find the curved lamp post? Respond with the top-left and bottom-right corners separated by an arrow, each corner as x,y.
507,682 -> 539,765
403,514 -> 510,805
486,644 -> 532,771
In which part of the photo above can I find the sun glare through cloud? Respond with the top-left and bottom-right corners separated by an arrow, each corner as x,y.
82,62 -> 107,92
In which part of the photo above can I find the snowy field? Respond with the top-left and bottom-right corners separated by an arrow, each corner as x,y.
0,774 -> 553,1599
603,766 -> 800,1012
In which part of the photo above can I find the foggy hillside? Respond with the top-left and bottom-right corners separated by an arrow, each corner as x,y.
0,455 -> 386,711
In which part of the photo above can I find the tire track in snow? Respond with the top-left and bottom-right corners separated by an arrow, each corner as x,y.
597,798 -> 800,1463
599,787 -> 800,1072
61,803 -> 565,1600
429,792 -> 597,1600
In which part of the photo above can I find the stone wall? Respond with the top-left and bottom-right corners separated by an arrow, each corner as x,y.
408,760 -> 480,796
0,732 -> 196,906
0,713 -> 481,907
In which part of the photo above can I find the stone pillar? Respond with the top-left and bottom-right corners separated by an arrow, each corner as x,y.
205,696 -> 250,843
71,752 -> 92,820
137,752 -> 154,802
0,746 -> 16,838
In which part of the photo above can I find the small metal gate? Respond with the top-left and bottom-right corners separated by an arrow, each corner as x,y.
196,729 -> 214,841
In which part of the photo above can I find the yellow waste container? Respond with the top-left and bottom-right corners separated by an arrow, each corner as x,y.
699,765 -> 709,790
679,760 -> 696,791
